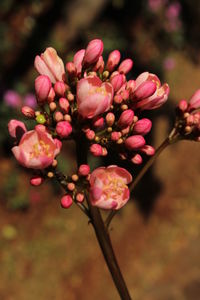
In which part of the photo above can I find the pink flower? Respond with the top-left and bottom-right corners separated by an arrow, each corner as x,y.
83,39 -> 103,67
34,47 -> 65,83
4,90 -> 22,108
77,76 -> 113,118
133,72 -> 169,110
12,127 -> 61,169
89,165 -> 132,210
8,120 -> 27,138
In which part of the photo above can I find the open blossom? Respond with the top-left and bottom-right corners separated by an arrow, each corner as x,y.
132,72 -> 169,110
34,47 -> 65,83
77,76 -> 113,118
89,165 -> 132,210
12,127 -> 61,169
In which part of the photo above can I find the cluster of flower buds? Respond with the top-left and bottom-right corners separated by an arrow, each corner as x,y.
8,39 -> 170,210
175,90 -> 200,142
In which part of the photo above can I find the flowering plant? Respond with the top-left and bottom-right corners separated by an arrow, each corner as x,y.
8,39 -> 200,299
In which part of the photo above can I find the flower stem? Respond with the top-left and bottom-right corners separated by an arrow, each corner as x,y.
75,134 -> 132,300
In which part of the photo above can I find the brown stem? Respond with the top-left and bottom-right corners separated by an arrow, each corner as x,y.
75,134 -> 132,300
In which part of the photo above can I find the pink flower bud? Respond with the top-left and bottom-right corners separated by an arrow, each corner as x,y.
189,89 -> 200,110
35,124 -> 46,132
114,94 -> 123,104
78,164 -> 90,176
54,138 -> 62,151
133,118 -> 152,135
47,87 -> 55,103
67,182 -> 75,191
118,58 -> 133,74
134,81 -> 157,100
106,112 -> 115,126
178,99 -> 188,112
59,98 -> 70,113
106,50 -> 121,72
86,130 -> 95,140
110,74 -> 124,92
76,193 -> 84,202
118,109 -> 134,128
8,120 -> 27,138
111,131 -> 121,141
54,81 -> 66,97
93,117 -> 104,129
121,126 -> 130,135
66,62 -> 77,76
131,154 -> 143,164
21,106 -> 35,118
56,121 -> 72,138
141,145 -> 155,156
127,80 -> 136,93
122,90 -> 129,101
54,111 -> 63,122
125,135 -> 146,150
73,49 -> 85,75
61,195 -> 73,208
93,56 -> 104,73
102,147 -> 108,156
35,75 -> 52,104
83,39 -> 104,66
90,144 -> 103,156
30,176 -> 44,186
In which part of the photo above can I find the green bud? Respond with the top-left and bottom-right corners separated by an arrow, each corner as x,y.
36,114 -> 46,124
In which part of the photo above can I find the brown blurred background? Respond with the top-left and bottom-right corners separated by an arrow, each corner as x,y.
1,0 -> 200,299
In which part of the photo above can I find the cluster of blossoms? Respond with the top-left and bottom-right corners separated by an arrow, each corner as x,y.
175,90 -> 200,141
8,39 -> 170,211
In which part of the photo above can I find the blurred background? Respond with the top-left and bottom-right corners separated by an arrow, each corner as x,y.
1,0 -> 200,299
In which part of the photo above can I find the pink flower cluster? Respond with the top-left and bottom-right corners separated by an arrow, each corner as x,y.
176,90 -> 200,141
8,39 -> 170,210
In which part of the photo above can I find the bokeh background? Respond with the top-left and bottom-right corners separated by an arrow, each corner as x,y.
1,0 -> 200,299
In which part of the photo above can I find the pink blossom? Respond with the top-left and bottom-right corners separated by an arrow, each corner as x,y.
12,127 -> 61,169
73,49 -> 85,75
106,50 -> 121,72
133,72 -> 169,110
77,76 -> 113,118
34,47 -> 65,83
89,165 -> 132,210
83,39 -> 103,67
56,121 -> 72,138
8,120 -> 27,138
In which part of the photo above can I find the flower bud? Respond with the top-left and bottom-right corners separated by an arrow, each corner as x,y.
106,112 -> 115,126
30,176 -> 44,186
125,135 -> 146,150
118,59 -> 133,74
61,195 -> 73,208
141,145 -> 155,156
111,131 -> 121,141
133,118 -> 152,135
122,90 -> 129,101
83,39 -> 104,66
54,81 -> 66,97
131,154 -> 143,164
36,114 -> 46,124
189,89 -> 200,110
118,109 -> 134,128
76,193 -> 84,202
114,94 -> 123,104
56,121 -> 72,138
177,99 -> 188,112
47,87 -> 55,103
86,130 -> 95,140
54,138 -> 62,151
54,111 -> 63,122
127,80 -> 136,93
78,164 -> 90,176
59,98 -> 70,113
93,56 -> 104,73
110,74 -> 124,92
134,81 -> 156,100
93,117 -> 104,129
66,62 -> 77,76
8,120 -> 27,138
67,183 -> 75,191
21,106 -> 35,118
90,144 -> 103,156
35,75 -> 52,104
106,50 -> 121,72
35,124 -> 46,132
73,49 -> 85,75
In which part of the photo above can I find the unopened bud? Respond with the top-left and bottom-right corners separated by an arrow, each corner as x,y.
125,135 -> 146,150
118,109 -> 134,128
35,75 -> 52,104
78,164 -> 90,176
106,50 -> 121,72
133,118 -> 152,135
83,39 -> 103,67
21,106 -> 35,118
61,194 -> 73,208
90,144 -> 103,156
59,98 -> 70,113
118,58 -> 133,74
54,111 -> 64,122
56,121 -> 72,138
30,176 -> 44,186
